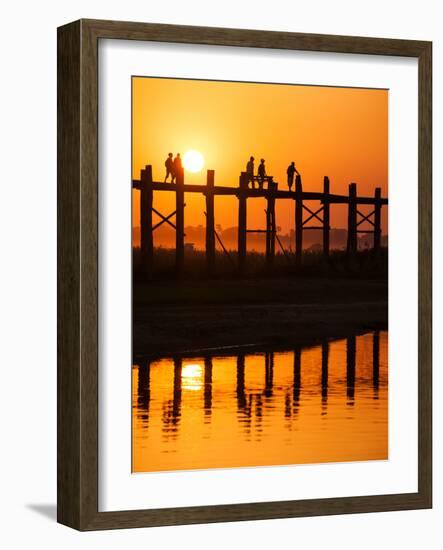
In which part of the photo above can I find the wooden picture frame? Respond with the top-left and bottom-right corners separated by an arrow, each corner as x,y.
57,19 -> 432,530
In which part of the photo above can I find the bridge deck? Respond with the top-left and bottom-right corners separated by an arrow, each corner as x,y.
132,180 -> 388,205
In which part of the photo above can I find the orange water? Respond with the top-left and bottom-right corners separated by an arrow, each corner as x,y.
132,331 -> 388,472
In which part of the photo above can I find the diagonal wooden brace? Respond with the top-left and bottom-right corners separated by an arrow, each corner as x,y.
302,204 -> 324,226
356,209 -> 375,227
152,208 -> 177,231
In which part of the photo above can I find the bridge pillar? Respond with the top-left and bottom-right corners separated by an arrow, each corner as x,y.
347,182 -> 358,255
373,187 -> 382,252
266,180 -> 276,269
323,176 -> 330,258
238,172 -> 248,275
140,165 -> 153,275
175,168 -> 185,277
205,170 -> 216,275
295,175 -> 303,268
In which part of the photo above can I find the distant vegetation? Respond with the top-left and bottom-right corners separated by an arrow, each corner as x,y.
133,245 -> 388,281
132,224 -> 388,252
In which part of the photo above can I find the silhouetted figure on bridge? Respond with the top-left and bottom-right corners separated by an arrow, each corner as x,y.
257,158 -> 267,189
246,156 -> 255,188
164,153 -> 174,182
172,153 -> 182,183
287,161 -> 300,191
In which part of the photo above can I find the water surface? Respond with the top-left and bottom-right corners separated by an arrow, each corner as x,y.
132,331 -> 388,472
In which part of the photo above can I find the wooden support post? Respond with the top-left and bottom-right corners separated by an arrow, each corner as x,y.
238,172 -> 248,275
236,353 -> 246,410
271,181 -> 276,262
373,187 -> 382,252
321,341 -> 329,404
137,361 -> 151,413
347,182 -> 357,255
265,201 -> 271,264
295,174 -> 303,268
140,165 -> 153,275
264,352 -> 274,397
205,170 -> 215,275
323,176 -> 330,258
204,356 -> 213,416
172,357 -> 182,423
266,181 -> 276,269
373,330 -> 380,391
175,168 -> 185,277
293,347 -> 301,409
346,335 -> 356,403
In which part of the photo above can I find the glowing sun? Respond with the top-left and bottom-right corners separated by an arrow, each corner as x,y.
183,150 -> 204,173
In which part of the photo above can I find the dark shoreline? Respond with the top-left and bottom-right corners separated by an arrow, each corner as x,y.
133,277 -> 387,358
133,322 -> 387,361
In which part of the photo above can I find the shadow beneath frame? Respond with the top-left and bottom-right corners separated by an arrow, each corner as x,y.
26,503 -> 57,522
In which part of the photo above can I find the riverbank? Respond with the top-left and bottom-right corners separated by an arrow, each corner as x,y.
133,277 -> 387,356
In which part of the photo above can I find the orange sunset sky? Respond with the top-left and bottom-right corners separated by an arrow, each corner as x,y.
132,77 -> 388,237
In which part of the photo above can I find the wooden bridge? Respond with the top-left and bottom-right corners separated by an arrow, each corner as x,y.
133,165 -> 388,276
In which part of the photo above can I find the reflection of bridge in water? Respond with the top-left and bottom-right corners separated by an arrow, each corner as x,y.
134,331 -> 382,440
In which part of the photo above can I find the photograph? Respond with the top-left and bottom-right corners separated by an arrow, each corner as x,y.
131,76 -> 389,473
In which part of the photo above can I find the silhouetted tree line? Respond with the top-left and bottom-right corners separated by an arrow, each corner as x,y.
133,224 -> 387,252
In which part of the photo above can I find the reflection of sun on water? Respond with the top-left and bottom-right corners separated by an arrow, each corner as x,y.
133,332 -> 389,472
181,363 -> 203,391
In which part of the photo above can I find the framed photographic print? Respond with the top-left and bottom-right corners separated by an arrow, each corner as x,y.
57,19 -> 432,530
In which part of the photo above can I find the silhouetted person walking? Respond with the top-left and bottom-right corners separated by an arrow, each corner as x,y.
257,158 -> 266,189
164,153 -> 174,182
246,156 -> 255,188
287,161 -> 300,191
172,153 -> 182,183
